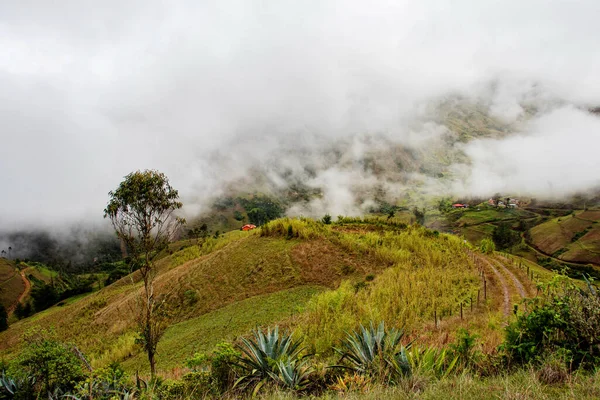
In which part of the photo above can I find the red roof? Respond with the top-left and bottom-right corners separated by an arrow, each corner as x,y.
452,203 -> 464,207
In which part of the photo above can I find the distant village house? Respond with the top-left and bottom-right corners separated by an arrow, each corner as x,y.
241,224 -> 257,231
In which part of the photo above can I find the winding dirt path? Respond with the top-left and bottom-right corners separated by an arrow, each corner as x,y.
472,251 -> 532,319
491,257 -> 527,298
476,254 -> 511,316
8,269 -> 31,315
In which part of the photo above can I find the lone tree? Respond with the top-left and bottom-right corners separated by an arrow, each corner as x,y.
104,170 -> 185,378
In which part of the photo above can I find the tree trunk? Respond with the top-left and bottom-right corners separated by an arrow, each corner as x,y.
148,347 -> 156,379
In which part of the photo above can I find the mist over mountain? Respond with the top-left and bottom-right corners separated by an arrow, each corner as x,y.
1,0 -> 600,230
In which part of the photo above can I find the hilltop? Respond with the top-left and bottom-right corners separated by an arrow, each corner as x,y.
0,216 -> 536,377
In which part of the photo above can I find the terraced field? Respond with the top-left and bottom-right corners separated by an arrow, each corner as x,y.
529,210 -> 600,265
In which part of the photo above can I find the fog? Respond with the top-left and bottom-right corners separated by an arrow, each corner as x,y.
1,0 -> 600,228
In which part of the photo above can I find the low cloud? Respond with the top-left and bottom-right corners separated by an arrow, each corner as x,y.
0,0 -> 599,226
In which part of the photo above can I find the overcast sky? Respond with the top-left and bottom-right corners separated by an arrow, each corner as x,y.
1,0 -> 600,228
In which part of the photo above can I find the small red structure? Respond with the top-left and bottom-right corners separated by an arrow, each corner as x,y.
452,204 -> 467,209
241,224 -> 257,231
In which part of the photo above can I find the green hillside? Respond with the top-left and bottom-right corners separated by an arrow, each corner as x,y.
3,215 -> 598,399
0,217 -> 519,375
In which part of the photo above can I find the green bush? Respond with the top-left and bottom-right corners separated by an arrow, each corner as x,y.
186,342 -> 240,394
155,379 -> 186,399
479,238 -> 495,254
492,223 -> 521,250
233,210 -> 245,221
12,329 -> 85,395
502,276 -> 600,368
450,329 -> 481,369
73,362 -> 133,399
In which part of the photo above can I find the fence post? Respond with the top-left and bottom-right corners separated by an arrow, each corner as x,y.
460,302 -> 463,320
484,278 -> 487,300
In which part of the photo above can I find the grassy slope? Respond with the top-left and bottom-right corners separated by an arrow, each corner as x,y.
121,285 -> 324,372
0,216 -> 538,377
263,218 -> 488,354
0,225 -> 381,373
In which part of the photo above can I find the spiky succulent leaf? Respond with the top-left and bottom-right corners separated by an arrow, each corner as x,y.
234,326 -> 307,393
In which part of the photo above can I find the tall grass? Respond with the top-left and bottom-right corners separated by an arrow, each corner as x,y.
282,218 -> 479,354
260,218 -> 328,240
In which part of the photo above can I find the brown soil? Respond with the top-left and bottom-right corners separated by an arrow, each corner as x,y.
291,239 -> 383,287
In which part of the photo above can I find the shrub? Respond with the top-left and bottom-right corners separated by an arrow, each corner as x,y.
73,362 -> 133,399
210,342 -> 240,392
502,276 -> 600,368
181,371 -> 212,396
479,238 -> 495,254
13,330 -> 85,395
233,210 -> 245,221
155,379 -> 186,399
449,329 -> 480,369
186,342 -> 240,394
322,214 -> 332,225
492,223 -> 521,250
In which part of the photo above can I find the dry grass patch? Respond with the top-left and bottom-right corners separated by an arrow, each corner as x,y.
291,240 -> 383,287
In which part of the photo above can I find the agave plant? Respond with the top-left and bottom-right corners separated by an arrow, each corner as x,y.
0,371 -> 36,399
235,326 -> 310,393
268,358 -> 312,391
335,321 -> 412,382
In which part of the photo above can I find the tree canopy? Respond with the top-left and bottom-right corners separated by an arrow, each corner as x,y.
104,170 -> 185,264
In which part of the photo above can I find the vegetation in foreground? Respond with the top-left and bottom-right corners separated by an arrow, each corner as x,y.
0,217 -> 599,398
2,277 -> 600,400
